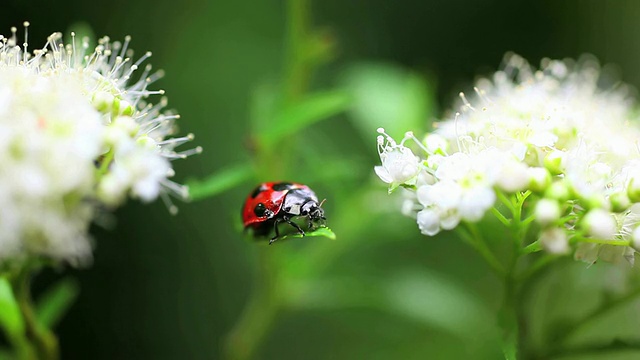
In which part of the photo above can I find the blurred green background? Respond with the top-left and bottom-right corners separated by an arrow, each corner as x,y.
4,1 -> 640,359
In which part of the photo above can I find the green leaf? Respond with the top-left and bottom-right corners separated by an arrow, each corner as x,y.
0,347 -> 13,360
501,335 -> 518,360
187,164 -> 254,201
36,278 -> 79,328
0,277 -> 24,337
280,226 -> 336,241
258,90 -> 351,146
340,62 -> 437,140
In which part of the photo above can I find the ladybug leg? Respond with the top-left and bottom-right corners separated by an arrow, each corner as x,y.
269,217 -> 305,245
284,216 -> 305,236
269,219 -> 282,245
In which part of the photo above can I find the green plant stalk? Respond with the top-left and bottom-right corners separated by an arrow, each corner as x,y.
225,249 -> 280,360
12,268 -> 59,360
8,333 -> 36,360
498,191 -> 531,360
284,0 -> 310,101
96,149 -> 114,178
456,225 -> 505,276
500,274 -> 518,360
224,1 -> 319,358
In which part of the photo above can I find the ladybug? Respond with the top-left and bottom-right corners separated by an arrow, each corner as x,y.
242,182 -> 326,244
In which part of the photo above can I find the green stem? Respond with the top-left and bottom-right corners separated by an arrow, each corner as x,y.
227,2 -> 316,358
497,191 -> 516,214
491,207 -> 511,227
499,191 -> 532,360
521,241 -> 542,255
456,225 -> 505,276
284,0 -> 310,101
96,149 -> 114,177
12,267 -> 59,360
575,237 -> 631,247
225,249 -> 280,360
512,191 -> 531,249
517,254 -> 557,282
500,274 -> 519,360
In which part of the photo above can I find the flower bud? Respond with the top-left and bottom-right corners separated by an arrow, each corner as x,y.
632,226 -> 640,251
627,176 -> 640,203
535,198 -> 561,226
545,181 -> 570,202
540,227 -> 569,254
496,161 -> 529,193
92,91 -> 114,112
582,209 -> 617,240
417,209 -> 440,236
528,167 -> 551,193
423,133 -> 448,155
609,191 -> 631,213
544,150 -> 566,175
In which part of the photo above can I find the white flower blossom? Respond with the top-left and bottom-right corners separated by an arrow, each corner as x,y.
582,209 -> 617,240
535,199 -> 561,226
0,23 -> 200,263
375,52 -> 640,264
540,227 -> 569,255
375,129 -> 423,192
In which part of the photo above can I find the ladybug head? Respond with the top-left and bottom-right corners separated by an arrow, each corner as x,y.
302,199 -> 326,223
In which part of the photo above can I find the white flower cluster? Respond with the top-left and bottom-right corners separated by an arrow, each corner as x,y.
0,23 -> 200,264
376,53 -> 640,264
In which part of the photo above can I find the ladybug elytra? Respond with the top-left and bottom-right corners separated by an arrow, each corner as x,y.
242,182 -> 326,244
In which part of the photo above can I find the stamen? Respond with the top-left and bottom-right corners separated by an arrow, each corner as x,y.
459,92 -> 475,111
22,21 -> 29,65
160,192 -> 179,215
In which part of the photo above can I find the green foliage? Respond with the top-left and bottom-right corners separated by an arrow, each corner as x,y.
0,348 -> 12,360
187,164 -> 253,201
278,226 -> 336,241
341,62 -> 437,139
257,90 -> 352,147
0,278 -> 24,339
11,1 -> 640,359
35,278 -> 80,328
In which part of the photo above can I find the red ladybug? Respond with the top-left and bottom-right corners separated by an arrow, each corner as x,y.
242,182 -> 326,244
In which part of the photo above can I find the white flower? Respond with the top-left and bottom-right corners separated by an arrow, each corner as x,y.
632,226 -> 640,251
423,133 -> 448,154
417,181 -> 462,231
459,186 -> 495,222
535,199 -> 561,226
495,157 -> 530,193
0,61 -> 102,262
417,209 -> 440,236
582,209 -> 617,240
375,52 -> 640,262
528,167 -> 551,193
0,24 -> 200,263
540,227 -> 569,254
544,150 -> 566,175
375,129 -> 422,191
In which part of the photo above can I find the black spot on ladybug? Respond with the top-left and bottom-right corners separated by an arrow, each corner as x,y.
254,203 -> 267,217
272,182 -> 294,191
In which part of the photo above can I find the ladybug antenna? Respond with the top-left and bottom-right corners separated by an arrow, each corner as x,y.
319,198 -> 327,207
